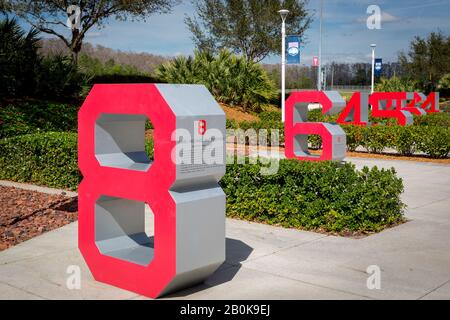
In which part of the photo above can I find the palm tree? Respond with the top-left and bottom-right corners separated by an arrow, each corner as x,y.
0,17 -> 40,97
156,50 -> 276,111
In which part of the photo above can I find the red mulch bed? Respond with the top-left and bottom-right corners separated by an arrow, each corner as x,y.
0,186 -> 77,251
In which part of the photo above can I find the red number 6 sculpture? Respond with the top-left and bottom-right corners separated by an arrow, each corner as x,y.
285,91 -> 347,162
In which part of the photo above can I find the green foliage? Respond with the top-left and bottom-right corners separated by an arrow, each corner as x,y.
361,125 -> 395,153
438,73 -> 450,89
392,126 -> 420,156
0,132 -> 155,190
341,125 -> 364,152
307,109 -> 338,123
0,131 -> 405,235
186,0 -> 311,62
0,132 -> 80,189
308,135 -> 322,150
417,126 -> 450,158
412,112 -> 450,127
78,54 -> 159,96
258,111 -> 282,122
227,111 -> 449,158
156,50 -> 277,111
375,76 -> 418,92
8,0 -> 178,65
398,31 -> 450,92
145,137 -> 154,160
0,18 -> 85,99
226,118 -> 238,129
0,17 -> 40,97
35,55 -> 86,99
229,111 -> 283,146
339,124 -> 450,158
438,73 -> 450,97
221,160 -> 405,234
79,54 -> 149,77
0,102 -> 79,138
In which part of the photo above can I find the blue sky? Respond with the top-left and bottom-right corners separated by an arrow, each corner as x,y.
18,0 -> 450,65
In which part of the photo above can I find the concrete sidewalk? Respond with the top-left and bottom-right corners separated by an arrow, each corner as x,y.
0,157 -> 449,300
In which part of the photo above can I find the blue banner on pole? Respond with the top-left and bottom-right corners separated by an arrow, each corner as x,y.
286,35 -> 300,64
374,58 -> 382,76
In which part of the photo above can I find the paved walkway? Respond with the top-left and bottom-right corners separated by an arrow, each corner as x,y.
0,157 -> 449,300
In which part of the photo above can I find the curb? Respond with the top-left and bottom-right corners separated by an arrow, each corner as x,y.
0,180 -> 77,197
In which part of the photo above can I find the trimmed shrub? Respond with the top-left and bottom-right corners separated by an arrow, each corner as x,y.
0,132 -> 405,234
259,111 -> 282,122
393,126 -> 420,156
361,125 -> 394,153
226,118 -> 239,129
308,135 -> 322,150
413,112 -> 450,127
236,117 -> 284,146
0,132 -> 80,189
417,126 -> 450,158
0,132 -> 155,190
227,112 -> 449,158
221,160 -> 405,234
0,102 -> 79,138
342,125 -> 364,152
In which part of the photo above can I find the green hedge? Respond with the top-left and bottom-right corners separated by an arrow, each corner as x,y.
0,132 -> 155,190
226,111 -> 450,159
0,102 -> 79,138
0,132 -> 405,234
0,132 -> 80,189
221,160 -> 405,234
341,125 -> 450,158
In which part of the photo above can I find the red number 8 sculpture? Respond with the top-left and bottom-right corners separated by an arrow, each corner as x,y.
78,84 -> 226,298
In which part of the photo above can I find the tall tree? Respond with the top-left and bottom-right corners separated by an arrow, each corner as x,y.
186,0 -> 311,62
398,31 -> 450,91
5,0 -> 178,65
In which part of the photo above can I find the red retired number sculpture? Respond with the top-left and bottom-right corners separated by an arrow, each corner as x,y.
336,92 -> 370,126
78,84 -> 226,298
336,91 -> 440,126
285,91 -> 347,162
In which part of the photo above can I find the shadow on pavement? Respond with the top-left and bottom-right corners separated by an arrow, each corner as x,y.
165,238 -> 253,298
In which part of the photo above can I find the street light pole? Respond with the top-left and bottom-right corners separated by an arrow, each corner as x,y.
371,44 -> 376,94
331,64 -> 334,90
317,0 -> 323,91
279,9 -> 289,123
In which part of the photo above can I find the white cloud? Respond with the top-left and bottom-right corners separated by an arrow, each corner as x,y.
381,12 -> 401,23
355,11 -> 401,24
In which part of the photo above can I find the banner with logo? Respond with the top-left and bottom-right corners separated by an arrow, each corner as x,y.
375,58 -> 382,76
286,35 -> 300,64
312,56 -> 319,67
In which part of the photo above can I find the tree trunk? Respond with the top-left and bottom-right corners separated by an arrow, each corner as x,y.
70,28 -> 83,68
